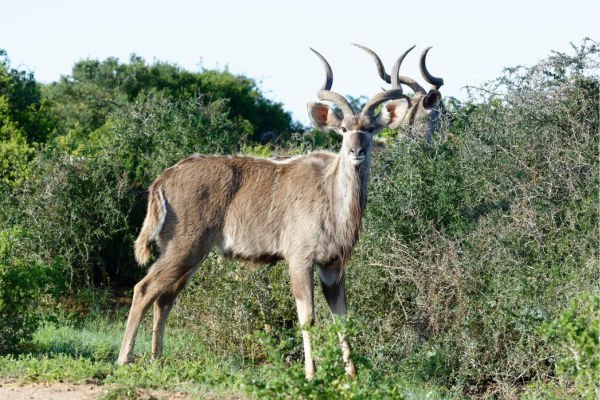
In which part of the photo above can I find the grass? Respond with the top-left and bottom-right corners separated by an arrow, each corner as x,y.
0,310 -> 451,399
0,313 -> 245,394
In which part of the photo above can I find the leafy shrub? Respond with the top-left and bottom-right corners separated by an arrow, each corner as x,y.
0,49 -> 55,145
101,92 -> 247,185
0,50 -> 55,190
241,143 -> 273,158
6,94 -> 246,287
0,134 -> 35,188
0,227 -> 63,353
43,55 -> 294,147
343,39 -> 599,396
246,320 -> 431,400
525,294 -> 599,399
12,149 -> 134,286
174,256 -> 298,360
285,128 -> 341,155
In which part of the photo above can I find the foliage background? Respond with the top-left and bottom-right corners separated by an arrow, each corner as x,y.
0,40 -> 598,399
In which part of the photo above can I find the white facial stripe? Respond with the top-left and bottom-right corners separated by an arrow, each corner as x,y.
343,129 -> 375,135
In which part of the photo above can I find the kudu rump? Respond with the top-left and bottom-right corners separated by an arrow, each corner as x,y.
117,47 -> 410,379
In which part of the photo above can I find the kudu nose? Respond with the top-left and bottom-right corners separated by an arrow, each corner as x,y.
349,147 -> 366,158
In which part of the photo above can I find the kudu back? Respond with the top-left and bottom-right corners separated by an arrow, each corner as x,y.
117,47 -> 409,379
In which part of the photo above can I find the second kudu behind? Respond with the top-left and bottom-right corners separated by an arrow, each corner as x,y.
354,44 -> 446,142
117,47 -> 410,379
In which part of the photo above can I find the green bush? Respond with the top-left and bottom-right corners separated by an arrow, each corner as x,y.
103,92 -> 248,184
343,39 -> 599,396
42,55 -> 294,147
6,94 -> 247,287
241,143 -> 273,157
0,133 -> 35,188
246,320 -> 432,400
0,50 -> 55,190
0,49 -> 55,145
0,227 -> 63,353
174,256 -> 298,360
525,294 -> 599,399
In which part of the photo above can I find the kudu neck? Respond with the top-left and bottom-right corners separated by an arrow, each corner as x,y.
331,151 -> 371,223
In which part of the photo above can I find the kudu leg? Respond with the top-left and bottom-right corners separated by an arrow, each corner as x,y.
289,259 -> 315,380
117,258 -> 191,365
151,269 -> 194,360
318,263 -> 356,379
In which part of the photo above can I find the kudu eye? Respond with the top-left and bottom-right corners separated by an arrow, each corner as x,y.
340,127 -> 348,133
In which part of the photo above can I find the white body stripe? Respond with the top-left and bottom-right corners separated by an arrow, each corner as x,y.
267,155 -> 302,165
150,187 -> 167,241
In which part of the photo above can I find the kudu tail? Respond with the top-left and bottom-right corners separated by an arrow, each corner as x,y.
134,184 -> 167,266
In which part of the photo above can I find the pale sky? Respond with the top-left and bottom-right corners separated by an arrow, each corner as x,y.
2,0 -> 599,125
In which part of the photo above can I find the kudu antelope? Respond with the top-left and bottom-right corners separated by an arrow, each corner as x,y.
354,44 -> 445,142
117,48 -> 408,379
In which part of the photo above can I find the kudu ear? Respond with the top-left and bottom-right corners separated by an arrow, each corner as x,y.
307,102 -> 342,131
376,98 -> 409,129
423,90 -> 442,110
